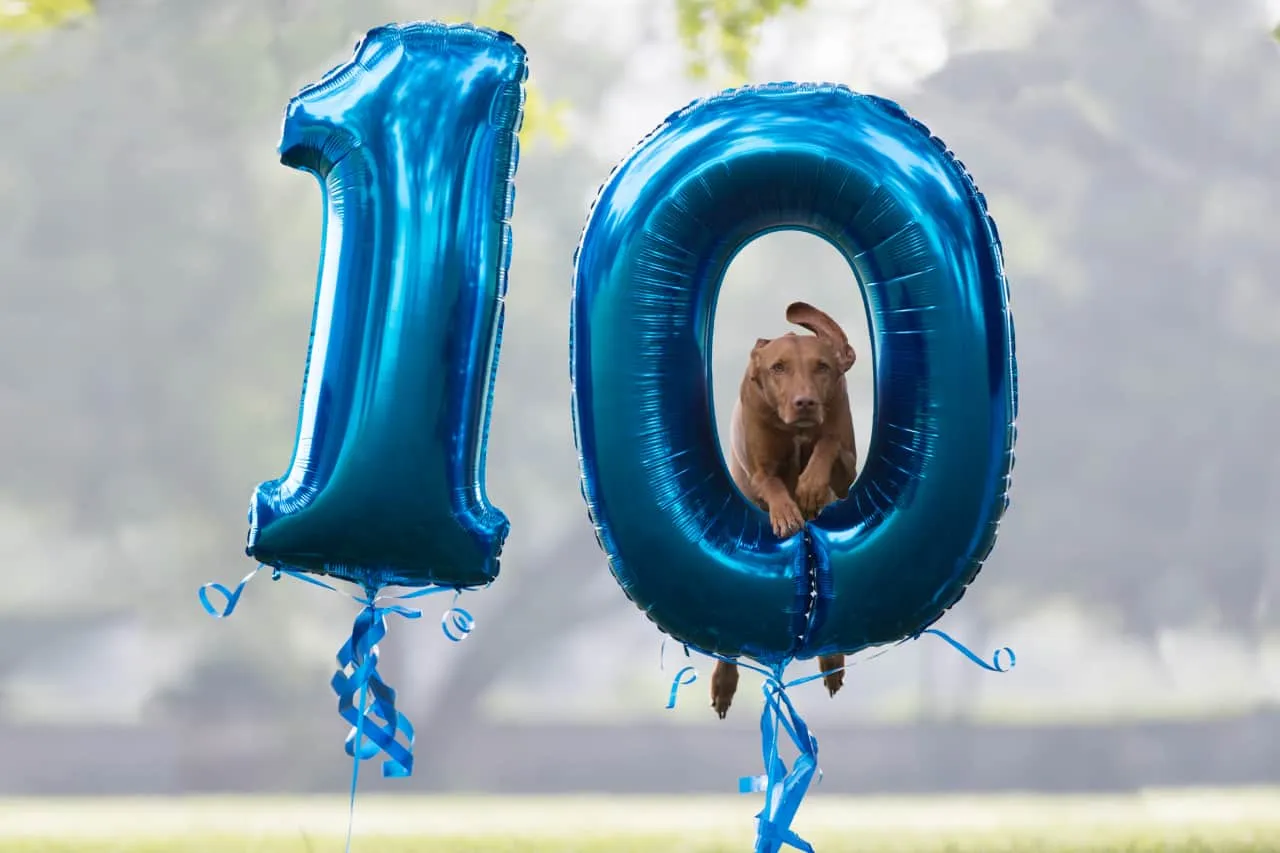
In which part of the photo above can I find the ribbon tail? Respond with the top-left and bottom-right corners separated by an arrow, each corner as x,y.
343,679 -> 371,853
922,628 -> 1016,672
752,683 -> 819,853
331,605 -> 416,777
665,666 -> 698,710
197,566 -> 264,618
201,568 -> 469,849
756,750 -> 817,853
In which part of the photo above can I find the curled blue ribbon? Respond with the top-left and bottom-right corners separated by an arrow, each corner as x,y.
197,567 -> 477,853
661,651 -> 817,852
442,605 -> 475,642
197,564 -> 355,618
198,568 -> 469,776
751,670 -> 819,853
665,666 -> 698,710
331,592 -> 428,853
197,566 -> 263,618
332,601 -> 420,777
199,571 -> 466,778
922,628 -> 1016,671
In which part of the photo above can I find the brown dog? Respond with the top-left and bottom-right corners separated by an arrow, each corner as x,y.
712,302 -> 858,719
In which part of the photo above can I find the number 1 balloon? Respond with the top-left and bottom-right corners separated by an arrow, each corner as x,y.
252,23 -> 525,590
199,20 -> 527,813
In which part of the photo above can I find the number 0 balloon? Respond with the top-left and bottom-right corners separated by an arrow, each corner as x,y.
573,81 -> 1015,665
571,83 -> 1016,852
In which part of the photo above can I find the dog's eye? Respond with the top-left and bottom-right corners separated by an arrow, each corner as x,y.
770,362 -> 786,373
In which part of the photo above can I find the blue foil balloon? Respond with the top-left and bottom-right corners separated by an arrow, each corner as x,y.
247,22 -> 526,591
571,83 -> 1016,663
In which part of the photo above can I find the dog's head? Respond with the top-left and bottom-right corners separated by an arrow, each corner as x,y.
749,302 -> 856,428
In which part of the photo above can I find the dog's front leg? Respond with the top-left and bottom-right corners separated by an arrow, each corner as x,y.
711,659 -> 740,719
751,470 -> 804,538
796,437 -> 842,517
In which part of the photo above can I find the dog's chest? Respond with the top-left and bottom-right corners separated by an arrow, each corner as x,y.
791,434 -> 815,470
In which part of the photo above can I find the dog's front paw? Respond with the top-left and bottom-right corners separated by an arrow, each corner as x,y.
768,497 -> 805,538
795,471 -> 833,518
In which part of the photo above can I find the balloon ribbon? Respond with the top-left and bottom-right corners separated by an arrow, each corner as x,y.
199,565 -> 475,853
665,629 -> 1016,852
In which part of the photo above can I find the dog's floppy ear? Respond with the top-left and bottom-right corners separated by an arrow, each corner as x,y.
786,301 -> 855,372
748,337 -> 771,384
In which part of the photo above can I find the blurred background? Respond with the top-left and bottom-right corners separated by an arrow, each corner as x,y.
0,0 -> 1277,798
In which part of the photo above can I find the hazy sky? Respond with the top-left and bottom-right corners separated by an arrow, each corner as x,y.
577,0 -> 1051,164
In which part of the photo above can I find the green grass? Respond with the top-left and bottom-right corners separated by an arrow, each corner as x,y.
0,791 -> 1278,852
1,837 -> 1275,851
1,836 -> 1279,853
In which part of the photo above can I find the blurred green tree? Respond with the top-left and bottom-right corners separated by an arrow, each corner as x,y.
0,0 -> 92,34
447,0 -> 572,147
456,0 -> 812,141
674,0 -> 809,81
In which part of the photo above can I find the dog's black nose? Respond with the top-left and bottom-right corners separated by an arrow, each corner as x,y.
793,395 -> 817,411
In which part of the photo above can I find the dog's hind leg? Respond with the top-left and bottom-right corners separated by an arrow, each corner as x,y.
818,653 -> 845,697
710,659 -> 740,719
